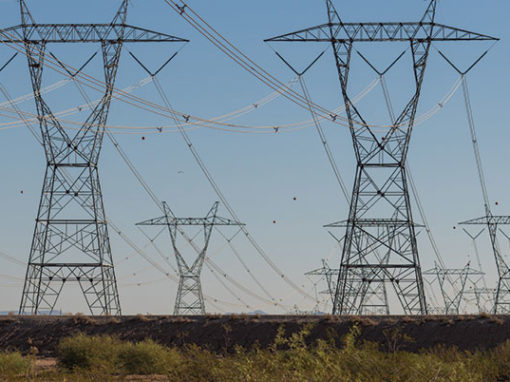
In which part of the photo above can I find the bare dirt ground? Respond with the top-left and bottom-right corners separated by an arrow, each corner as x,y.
0,314 -> 508,356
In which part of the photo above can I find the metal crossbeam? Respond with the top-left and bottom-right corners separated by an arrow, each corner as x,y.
0,24 -> 188,43
265,22 -> 497,43
325,219 -> 424,228
137,216 -> 244,227
460,216 -> 510,226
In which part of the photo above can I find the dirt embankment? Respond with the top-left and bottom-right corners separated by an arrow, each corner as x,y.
0,314 -> 508,357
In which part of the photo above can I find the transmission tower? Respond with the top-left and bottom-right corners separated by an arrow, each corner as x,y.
0,0 -> 187,315
470,287 -> 496,314
266,0 -> 496,315
460,217 -> 510,313
137,202 -> 244,315
306,260 -> 339,305
423,262 -> 484,315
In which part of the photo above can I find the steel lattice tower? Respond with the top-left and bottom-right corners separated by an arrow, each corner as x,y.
137,202 -> 244,315
460,217 -> 510,313
423,262 -> 484,314
306,260 -> 390,314
306,260 -> 339,305
0,0 -> 187,315
266,0 -> 497,315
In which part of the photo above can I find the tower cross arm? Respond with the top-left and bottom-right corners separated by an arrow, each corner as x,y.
136,216 -> 244,226
423,267 -> 485,276
265,22 -> 498,43
459,216 -> 510,225
306,268 -> 340,276
0,24 -> 189,43
324,218 -> 424,228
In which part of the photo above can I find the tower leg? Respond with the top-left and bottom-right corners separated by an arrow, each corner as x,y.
20,164 -> 121,315
174,274 -> 205,315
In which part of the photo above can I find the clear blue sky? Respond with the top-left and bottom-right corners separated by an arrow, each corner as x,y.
0,0 -> 507,314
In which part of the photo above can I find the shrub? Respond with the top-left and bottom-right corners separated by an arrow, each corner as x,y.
0,351 -> 31,378
57,333 -> 120,372
71,313 -> 96,325
134,313 -> 150,322
117,340 -> 173,375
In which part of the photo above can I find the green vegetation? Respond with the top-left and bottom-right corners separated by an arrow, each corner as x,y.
1,326 -> 510,381
58,333 -> 122,372
0,351 -> 32,379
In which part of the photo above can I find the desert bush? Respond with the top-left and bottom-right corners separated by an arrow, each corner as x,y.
71,313 -> 96,325
57,333 -> 120,372
133,313 -> 150,322
0,351 -> 31,378
117,339 -> 175,375
48,329 -> 510,381
58,334 -> 184,376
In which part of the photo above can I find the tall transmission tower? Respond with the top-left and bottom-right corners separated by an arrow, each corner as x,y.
137,202 -> 244,315
423,262 -> 484,315
0,0 -> 187,315
266,0 -> 497,315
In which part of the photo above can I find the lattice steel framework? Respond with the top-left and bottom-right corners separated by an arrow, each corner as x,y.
306,260 -> 339,305
306,259 -> 390,314
460,216 -> 510,313
470,288 -> 496,314
423,262 -> 484,314
1,0 -> 187,315
137,202 -> 244,315
266,0 -> 497,315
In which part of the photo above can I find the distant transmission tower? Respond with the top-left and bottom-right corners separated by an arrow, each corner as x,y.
423,262 -> 484,315
470,287 -> 496,314
137,202 -> 244,315
266,0 -> 496,315
460,217 -> 510,313
306,260 -> 339,305
2,0 -> 187,315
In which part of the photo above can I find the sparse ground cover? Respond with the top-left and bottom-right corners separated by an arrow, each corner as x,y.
1,324 -> 510,381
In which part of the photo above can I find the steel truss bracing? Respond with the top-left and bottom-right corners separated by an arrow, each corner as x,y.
6,0 -> 187,315
423,262 -> 484,314
267,0 -> 497,315
137,202 -> 244,315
